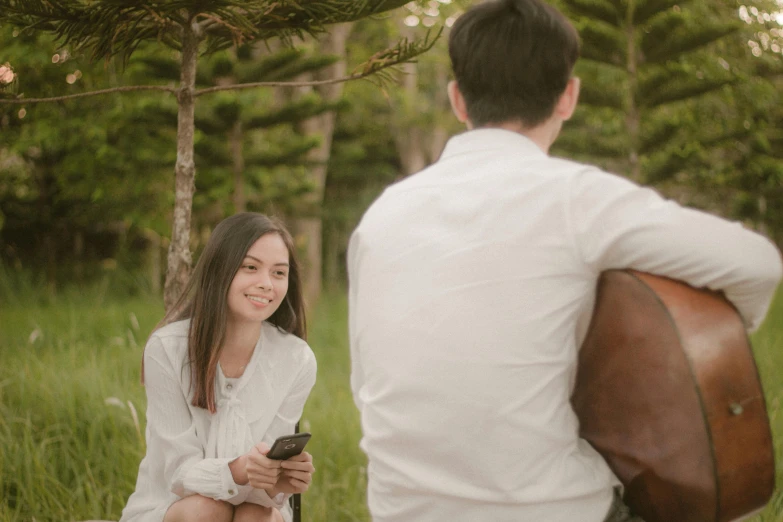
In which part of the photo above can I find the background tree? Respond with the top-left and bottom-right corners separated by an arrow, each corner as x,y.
319,3 -> 465,288
0,0 -> 440,310
549,0 -> 783,243
696,0 -> 783,244
553,0 -> 741,180
0,25 -> 172,291
290,23 -> 354,304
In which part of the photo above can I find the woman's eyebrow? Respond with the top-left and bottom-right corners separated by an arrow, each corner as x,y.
245,255 -> 289,267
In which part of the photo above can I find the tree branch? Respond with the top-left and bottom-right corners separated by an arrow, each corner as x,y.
0,85 -> 177,104
195,27 -> 442,97
194,71 -> 378,96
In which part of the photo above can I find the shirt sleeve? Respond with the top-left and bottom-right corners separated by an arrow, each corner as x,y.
246,346 -> 317,509
259,346 -> 317,446
568,168 -> 782,331
244,487 -> 288,510
143,338 -> 251,505
347,230 -> 365,415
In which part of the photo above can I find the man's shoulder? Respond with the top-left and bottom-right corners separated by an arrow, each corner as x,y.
353,175 -> 423,231
545,155 -> 641,193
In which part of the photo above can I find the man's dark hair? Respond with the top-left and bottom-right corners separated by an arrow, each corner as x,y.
448,0 -> 580,128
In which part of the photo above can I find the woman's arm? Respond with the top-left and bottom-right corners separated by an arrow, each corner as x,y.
245,346 -> 317,506
143,336 -> 253,505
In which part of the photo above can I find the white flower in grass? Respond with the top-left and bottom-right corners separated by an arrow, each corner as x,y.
127,329 -> 137,348
127,399 -> 142,441
28,327 -> 43,344
105,397 -> 144,442
105,397 -> 125,408
129,312 -> 140,331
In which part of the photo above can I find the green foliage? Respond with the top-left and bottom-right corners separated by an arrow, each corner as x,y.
557,0 -> 741,180
0,282 -> 368,521
0,0 -> 442,285
0,0 -> 445,308
0,26 -> 172,284
0,280 -> 781,521
548,0 -> 783,248
0,0 -> 441,91
319,7 -> 461,285
0,0 -> 420,62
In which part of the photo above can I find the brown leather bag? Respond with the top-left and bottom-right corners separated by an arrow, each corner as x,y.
571,270 -> 775,522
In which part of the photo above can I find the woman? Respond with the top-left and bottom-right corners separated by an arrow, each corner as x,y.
121,213 -> 317,522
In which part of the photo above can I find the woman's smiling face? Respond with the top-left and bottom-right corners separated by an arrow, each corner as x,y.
226,232 -> 290,326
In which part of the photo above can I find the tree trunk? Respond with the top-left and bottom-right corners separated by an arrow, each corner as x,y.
322,214 -> 339,290
35,165 -> 57,295
294,22 -> 353,306
625,2 -> 641,181
163,20 -> 199,312
397,59 -> 428,176
143,228 -> 162,294
230,120 -> 246,212
392,20 -> 428,177
73,230 -> 84,282
430,60 -> 451,161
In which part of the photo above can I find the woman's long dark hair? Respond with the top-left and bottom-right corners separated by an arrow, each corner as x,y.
142,213 -> 306,413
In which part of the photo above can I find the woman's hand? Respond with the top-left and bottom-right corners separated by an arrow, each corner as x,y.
245,442 -> 283,491
229,454 -> 250,485
274,451 -> 315,495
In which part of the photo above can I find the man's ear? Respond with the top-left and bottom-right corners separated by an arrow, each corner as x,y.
554,77 -> 580,121
448,80 -> 470,125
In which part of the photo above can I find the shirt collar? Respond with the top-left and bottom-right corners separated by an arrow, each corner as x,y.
439,128 -> 547,161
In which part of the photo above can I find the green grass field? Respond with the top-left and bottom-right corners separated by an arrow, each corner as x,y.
0,276 -> 780,522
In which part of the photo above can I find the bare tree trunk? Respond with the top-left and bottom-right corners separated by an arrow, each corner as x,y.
391,18 -> 431,177
396,59 -> 428,176
34,165 -> 57,295
73,230 -> 84,282
294,22 -> 353,306
624,4 -> 641,181
164,20 -> 200,311
142,228 -> 162,294
322,214 -> 339,290
430,61 -> 451,161
44,231 -> 57,296
230,120 -> 246,212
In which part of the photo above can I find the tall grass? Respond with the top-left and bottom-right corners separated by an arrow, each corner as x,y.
0,282 -> 159,521
751,289 -> 783,520
0,273 -> 780,522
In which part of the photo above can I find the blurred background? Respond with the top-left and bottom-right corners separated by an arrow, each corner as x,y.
1,0 -> 782,521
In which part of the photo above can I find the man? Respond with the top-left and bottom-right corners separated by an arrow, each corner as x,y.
347,0 -> 783,520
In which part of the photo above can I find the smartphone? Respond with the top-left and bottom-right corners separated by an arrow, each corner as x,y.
266,432 -> 311,460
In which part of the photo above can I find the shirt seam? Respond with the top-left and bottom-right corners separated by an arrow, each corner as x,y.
565,170 -> 590,273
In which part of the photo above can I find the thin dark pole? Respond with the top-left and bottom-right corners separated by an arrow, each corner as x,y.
292,422 -> 302,522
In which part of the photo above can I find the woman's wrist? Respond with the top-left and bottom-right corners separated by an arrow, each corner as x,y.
229,455 -> 249,485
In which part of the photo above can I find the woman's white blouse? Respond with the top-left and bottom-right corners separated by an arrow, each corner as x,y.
120,319 -> 317,522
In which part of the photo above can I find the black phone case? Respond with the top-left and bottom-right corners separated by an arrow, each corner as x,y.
267,432 -> 311,460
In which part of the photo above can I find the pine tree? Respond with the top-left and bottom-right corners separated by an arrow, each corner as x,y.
0,0 -> 440,309
0,25 -> 173,289
554,0 -> 740,182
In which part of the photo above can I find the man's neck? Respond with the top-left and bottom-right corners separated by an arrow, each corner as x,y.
471,119 -> 561,155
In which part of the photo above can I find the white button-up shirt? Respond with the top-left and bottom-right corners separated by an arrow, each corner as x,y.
121,320 -> 316,522
348,129 -> 781,522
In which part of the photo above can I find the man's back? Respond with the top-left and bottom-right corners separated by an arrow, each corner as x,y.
348,129 -> 781,522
